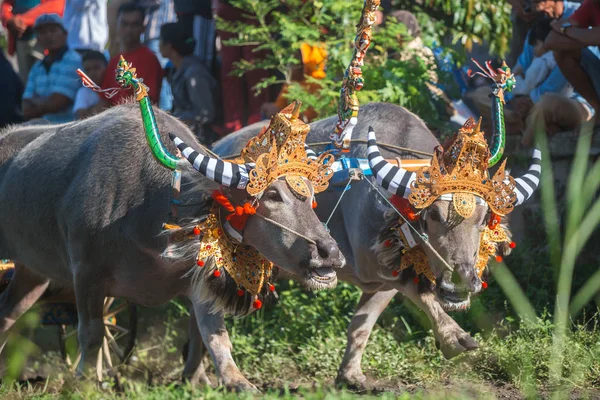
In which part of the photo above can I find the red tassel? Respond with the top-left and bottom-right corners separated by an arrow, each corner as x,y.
509,241 -> 516,249
312,199 -> 318,209
390,195 -> 419,221
495,255 -> 503,263
384,239 -> 392,248
193,227 -> 201,235
253,299 -> 263,309
237,289 -> 244,296
212,191 -> 235,213
213,270 -> 221,277
269,284 -> 275,292
197,260 -> 204,267
391,270 -> 400,277
482,281 -> 488,289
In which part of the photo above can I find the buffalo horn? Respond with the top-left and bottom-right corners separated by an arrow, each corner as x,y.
169,133 -> 250,189
366,127 -> 416,198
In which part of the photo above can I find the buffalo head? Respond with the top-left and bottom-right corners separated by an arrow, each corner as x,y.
368,128 -> 541,311
165,133 -> 344,291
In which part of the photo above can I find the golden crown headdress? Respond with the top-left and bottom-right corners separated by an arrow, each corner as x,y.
235,101 -> 335,198
409,117 -> 517,217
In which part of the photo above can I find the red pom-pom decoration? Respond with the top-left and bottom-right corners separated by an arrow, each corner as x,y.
482,281 -> 488,289
269,284 -> 275,292
413,276 -> 420,284
196,260 -> 204,267
384,239 -> 392,248
509,241 -> 516,249
253,299 -> 263,309
312,200 -> 318,209
237,289 -> 244,297
495,255 -> 503,263
391,270 -> 400,277
213,270 -> 221,277
193,227 -> 201,235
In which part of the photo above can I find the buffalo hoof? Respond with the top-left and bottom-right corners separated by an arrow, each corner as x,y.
335,369 -> 368,392
220,376 -> 261,393
434,319 -> 479,359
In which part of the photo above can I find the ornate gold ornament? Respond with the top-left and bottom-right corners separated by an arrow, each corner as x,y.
195,204 -> 274,296
475,224 -> 510,277
409,117 -> 517,216
399,246 -> 436,284
236,101 -> 335,198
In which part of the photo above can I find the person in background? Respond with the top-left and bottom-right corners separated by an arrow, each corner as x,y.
518,16 -> 595,146
159,22 -> 217,143
73,50 -> 107,119
217,1 -> 270,134
62,0 -> 108,54
0,0 -> 65,82
0,49 -> 24,128
260,44 -> 327,122
100,3 -> 162,106
22,13 -> 82,123
545,0 -> 600,124
173,0 -> 215,71
513,17 -> 557,96
139,0 -> 176,111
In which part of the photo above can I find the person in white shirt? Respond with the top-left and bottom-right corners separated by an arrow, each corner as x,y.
63,0 -> 108,53
517,16 -> 594,146
513,17 -> 562,96
73,50 -> 107,120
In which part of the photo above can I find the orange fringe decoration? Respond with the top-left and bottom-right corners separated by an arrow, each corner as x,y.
212,191 -> 256,231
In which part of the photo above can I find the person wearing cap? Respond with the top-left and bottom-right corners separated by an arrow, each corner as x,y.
22,13 -> 82,123
0,0 -> 65,83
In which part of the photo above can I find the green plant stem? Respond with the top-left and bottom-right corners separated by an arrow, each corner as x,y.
491,262 -> 536,322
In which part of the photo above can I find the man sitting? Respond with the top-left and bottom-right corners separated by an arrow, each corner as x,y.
545,0 -> 600,124
22,13 -> 82,123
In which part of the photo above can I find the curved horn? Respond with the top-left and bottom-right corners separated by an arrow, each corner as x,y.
513,148 -> 541,206
169,133 -> 249,189
366,127 -> 416,198
304,143 -> 318,160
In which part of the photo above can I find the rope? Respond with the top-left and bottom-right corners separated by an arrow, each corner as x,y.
220,139 -> 434,160
362,177 -> 455,273
324,179 -> 353,230
253,213 -> 316,245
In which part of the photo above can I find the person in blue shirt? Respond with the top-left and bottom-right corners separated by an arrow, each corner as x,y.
545,0 -> 600,124
22,13 -> 82,123
509,0 -> 584,116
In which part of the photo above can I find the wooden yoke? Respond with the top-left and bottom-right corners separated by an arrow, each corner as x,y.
385,158 -> 431,172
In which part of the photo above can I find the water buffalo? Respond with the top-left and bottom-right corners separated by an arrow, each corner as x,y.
186,102 -> 540,389
0,103 -> 344,389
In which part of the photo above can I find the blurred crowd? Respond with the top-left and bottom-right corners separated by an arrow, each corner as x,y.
465,0 -> 600,146
0,0 -> 598,147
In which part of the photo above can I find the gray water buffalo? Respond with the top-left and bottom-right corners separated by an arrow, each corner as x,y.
184,102 -> 540,389
0,103 -> 344,389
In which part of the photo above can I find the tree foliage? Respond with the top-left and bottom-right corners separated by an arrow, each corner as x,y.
216,0 -> 511,124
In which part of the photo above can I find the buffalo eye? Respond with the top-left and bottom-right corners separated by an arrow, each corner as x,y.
428,209 -> 442,222
265,189 -> 283,202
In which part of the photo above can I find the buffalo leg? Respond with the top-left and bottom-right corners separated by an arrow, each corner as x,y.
0,263 -> 50,358
73,272 -> 106,378
399,284 -> 478,359
182,306 -> 211,386
336,289 -> 397,389
192,300 -> 258,392
0,263 -> 49,333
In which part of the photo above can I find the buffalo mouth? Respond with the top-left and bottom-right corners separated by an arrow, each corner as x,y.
304,266 -> 337,290
437,286 -> 471,312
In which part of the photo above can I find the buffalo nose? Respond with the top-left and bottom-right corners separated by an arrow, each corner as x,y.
317,238 -> 339,260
